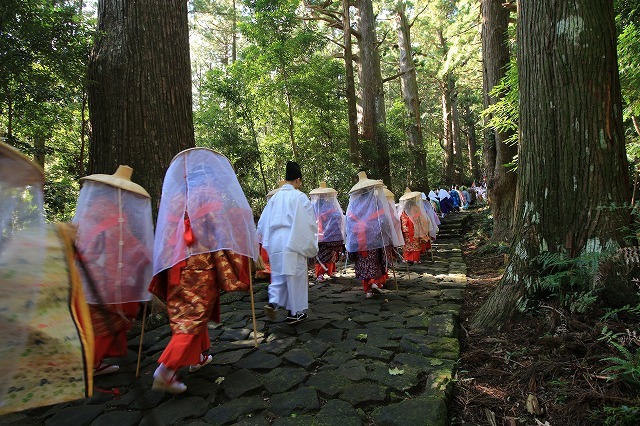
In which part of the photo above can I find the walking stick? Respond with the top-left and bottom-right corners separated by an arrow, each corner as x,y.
248,260 -> 259,348
135,301 -> 148,377
391,259 -> 398,290
342,253 -> 348,274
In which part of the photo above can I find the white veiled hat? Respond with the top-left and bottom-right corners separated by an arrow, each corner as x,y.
383,186 -> 395,200
309,181 -> 338,195
348,171 -> 383,194
0,142 -> 44,188
81,165 -> 150,198
399,187 -> 422,201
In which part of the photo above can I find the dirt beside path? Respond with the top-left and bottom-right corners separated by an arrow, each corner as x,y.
451,210 -> 640,426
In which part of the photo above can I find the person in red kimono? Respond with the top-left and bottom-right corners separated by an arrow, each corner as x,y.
150,148 -> 259,393
310,182 -> 345,283
345,172 -> 402,298
398,188 -> 432,264
73,166 -> 154,376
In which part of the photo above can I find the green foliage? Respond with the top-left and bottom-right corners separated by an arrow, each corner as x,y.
518,251 -> 603,314
599,326 -> 640,389
482,56 -> 518,176
0,0 -> 93,222
602,304 -> 640,322
618,21 -> 640,120
602,405 -> 640,426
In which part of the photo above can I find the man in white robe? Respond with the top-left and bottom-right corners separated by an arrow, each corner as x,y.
257,161 -> 318,324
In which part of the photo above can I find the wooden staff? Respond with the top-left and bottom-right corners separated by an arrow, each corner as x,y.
391,259 -> 398,290
135,301 -> 148,377
248,260 -> 259,347
405,251 -> 410,277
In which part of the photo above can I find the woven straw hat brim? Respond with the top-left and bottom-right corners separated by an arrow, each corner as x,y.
310,187 -> 338,195
383,187 -> 394,198
0,142 -> 44,187
349,179 -> 383,194
81,174 -> 150,198
399,191 -> 423,201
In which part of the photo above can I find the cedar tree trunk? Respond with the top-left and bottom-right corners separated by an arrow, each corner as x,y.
87,0 -> 195,211
472,0 -> 630,330
481,0 -> 518,242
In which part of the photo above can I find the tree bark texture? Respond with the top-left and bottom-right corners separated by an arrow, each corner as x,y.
441,74 -> 455,184
87,0 -> 195,211
343,0 -> 359,169
450,84 -> 464,183
395,2 -> 429,193
481,0 -> 517,242
463,105 -> 481,182
356,0 -> 390,187
472,0 -> 630,330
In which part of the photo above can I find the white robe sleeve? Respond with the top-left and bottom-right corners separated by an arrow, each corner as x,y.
286,193 -> 318,258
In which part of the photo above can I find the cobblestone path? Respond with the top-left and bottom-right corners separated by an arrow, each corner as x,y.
0,213 -> 468,426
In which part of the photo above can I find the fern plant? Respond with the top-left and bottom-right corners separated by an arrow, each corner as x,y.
599,326 -> 640,389
519,251 -> 603,313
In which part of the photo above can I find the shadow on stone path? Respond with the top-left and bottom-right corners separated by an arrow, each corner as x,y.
0,213 -> 469,426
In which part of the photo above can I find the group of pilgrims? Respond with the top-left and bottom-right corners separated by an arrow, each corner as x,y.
0,142 -> 484,406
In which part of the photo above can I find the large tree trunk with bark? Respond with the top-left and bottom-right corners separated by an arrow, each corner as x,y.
395,2 -> 429,193
87,0 -> 195,211
356,0 -> 390,187
472,0 -> 631,330
343,0 -> 359,169
481,0 -> 517,242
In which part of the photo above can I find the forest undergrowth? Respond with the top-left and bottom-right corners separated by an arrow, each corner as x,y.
451,209 -> 640,426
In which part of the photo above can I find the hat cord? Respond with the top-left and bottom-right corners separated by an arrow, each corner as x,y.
115,187 -> 128,322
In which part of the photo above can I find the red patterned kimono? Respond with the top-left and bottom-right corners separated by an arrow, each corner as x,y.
347,209 -> 390,292
400,212 -> 421,263
149,250 -> 249,370
255,245 -> 272,280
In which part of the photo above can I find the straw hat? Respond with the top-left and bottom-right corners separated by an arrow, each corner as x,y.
383,186 -> 395,200
309,181 -> 337,195
348,171 -> 383,194
266,180 -> 286,199
81,165 -> 150,198
0,142 -> 44,187
399,187 -> 422,201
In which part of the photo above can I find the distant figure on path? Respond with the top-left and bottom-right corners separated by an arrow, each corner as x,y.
398,188 -> 431,265
345,172 -> 402,298
310,181 -> 345,283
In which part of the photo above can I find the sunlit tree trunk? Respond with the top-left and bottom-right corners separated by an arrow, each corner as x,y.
450,85 -> 464,183
481,0 -> 517,242
232,0 -> 237,63
463,105 -> 481,182
395,1 -> 429,193
87,0 -> 195,211
284,85 -> 298,161
441,74 -> 455,184
472,0 -> 630,330
34,136 -> 45,167
343,0 -> 359,169
356,0 -> 390,186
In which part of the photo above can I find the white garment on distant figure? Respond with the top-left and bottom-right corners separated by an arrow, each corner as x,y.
257,184 -> 318,314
